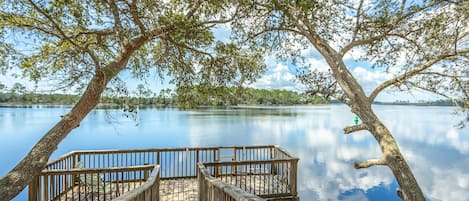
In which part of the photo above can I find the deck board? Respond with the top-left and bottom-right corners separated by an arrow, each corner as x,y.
54,182 -> 140,201
219,174 -> 290,196
160,179 -> 198,201
55,174 -> 288,201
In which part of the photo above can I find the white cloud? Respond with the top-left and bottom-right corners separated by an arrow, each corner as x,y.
349,66 -> 392,98
351,66 -> 447,101
344,48 -> 366,61
353,67 -> 392,84
250,55 -> 302,91
250,63 -> 298,90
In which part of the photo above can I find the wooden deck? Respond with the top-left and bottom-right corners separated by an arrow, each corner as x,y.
53,174 -> 289,201
54,182 -> 140,201
159,174 -> 290,201
219,174 -> 290,196
31,145 -> 298,201
160,179 -> 198,201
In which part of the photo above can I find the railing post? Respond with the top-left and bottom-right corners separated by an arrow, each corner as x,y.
232,149 -> 237,175
156,151 -> 160,165
152,168 -> 160,201
290,158 -> 299,200
197,164 -> 205,201
144,168 -> 149,181
44,175 -> 49,201
196,150 -> 199,177
28,176 -> 39,201
73,153 -> 81,185
272,145 -> 278,175
215,149 -> 220,177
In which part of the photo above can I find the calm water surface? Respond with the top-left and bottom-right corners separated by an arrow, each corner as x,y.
0,105 -> 468,201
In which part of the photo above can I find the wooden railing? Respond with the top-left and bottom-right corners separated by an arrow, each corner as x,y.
202,159 -> 298,200
29,165 -> 155,201
197,163 -> 265,201
113,165 -> 160,201
29,145 -> 298,201
60,147 -> 220,179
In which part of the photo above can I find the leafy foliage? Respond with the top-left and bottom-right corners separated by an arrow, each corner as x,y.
0,0 -> 266,101
232,0 -> 468,112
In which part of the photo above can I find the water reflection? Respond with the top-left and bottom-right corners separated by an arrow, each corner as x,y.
0,105 -> 467,201
185,105 -> 468,201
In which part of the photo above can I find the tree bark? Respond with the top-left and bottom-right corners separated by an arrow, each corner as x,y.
336,68 -> 425,201
357,108 -> 425,201
297,28 -> 425,200
0,38 -> 143,199
0,71 -> 109,200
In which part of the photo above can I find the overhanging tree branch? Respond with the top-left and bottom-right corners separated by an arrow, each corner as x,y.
354,157 -> 387,169
166,36 -> 213,58
339,1 -> 442,57
344,124 -> 367,134
128,0 -> 146,34
406,81 -> 459,100
201,5 -> 240,25
27,0 -> 102,69
369,49 -> 469,102
186,0 -> 203,18
107,0 -> 126,46
351,0 -> 364,42
248,27 -> 303,40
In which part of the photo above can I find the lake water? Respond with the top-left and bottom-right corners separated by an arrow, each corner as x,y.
1,105 -> 468,201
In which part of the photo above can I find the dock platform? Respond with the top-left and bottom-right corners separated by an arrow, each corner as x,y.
29,145 -> 298,201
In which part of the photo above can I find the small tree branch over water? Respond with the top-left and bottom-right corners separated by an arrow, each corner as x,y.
232,0 -> 468,200
344,124 -> 367,134
0,0 -> 266,199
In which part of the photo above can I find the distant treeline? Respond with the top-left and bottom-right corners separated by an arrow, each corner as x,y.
173,86 -> 327,108
3,82 -> 460,108
0,86 -> 327,107
373,99 -> 466,107
0,93 -> 79,104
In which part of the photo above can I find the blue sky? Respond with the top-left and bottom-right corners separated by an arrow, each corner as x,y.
0,24 -> 443,102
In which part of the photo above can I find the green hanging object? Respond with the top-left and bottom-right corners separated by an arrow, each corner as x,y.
354,116 -> 359,125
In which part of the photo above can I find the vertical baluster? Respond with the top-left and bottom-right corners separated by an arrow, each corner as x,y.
49,174 -> 52,201
174,151 -> 177,178
195,150 -> 199,177
71,173 -> 75,201
77,172 -> 81,201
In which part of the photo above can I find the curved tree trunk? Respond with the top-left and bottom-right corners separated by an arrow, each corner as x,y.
0,71 -> 111,200
357,108 -> 425,201
0,41 -> 144,199
343,76 -> 425,201
299,31 -> 425,200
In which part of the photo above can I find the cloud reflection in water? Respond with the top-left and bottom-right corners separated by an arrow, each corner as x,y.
187,105 -> 468,201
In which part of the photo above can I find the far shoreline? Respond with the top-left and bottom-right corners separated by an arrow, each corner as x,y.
0,102 -> 458,109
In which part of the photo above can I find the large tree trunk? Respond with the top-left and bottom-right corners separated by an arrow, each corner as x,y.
0,36 -> 147,200
301,32 -> 425,200
357,107 -> 425,201
0,71 -> 111,200
339,69 -> 426,201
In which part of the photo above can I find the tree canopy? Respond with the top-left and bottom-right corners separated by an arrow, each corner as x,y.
0,0 -> 467,200
0,0 -> 266,93
228,0 -> 468,200
231,0 -> 468,105
0,0 -> 266,199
